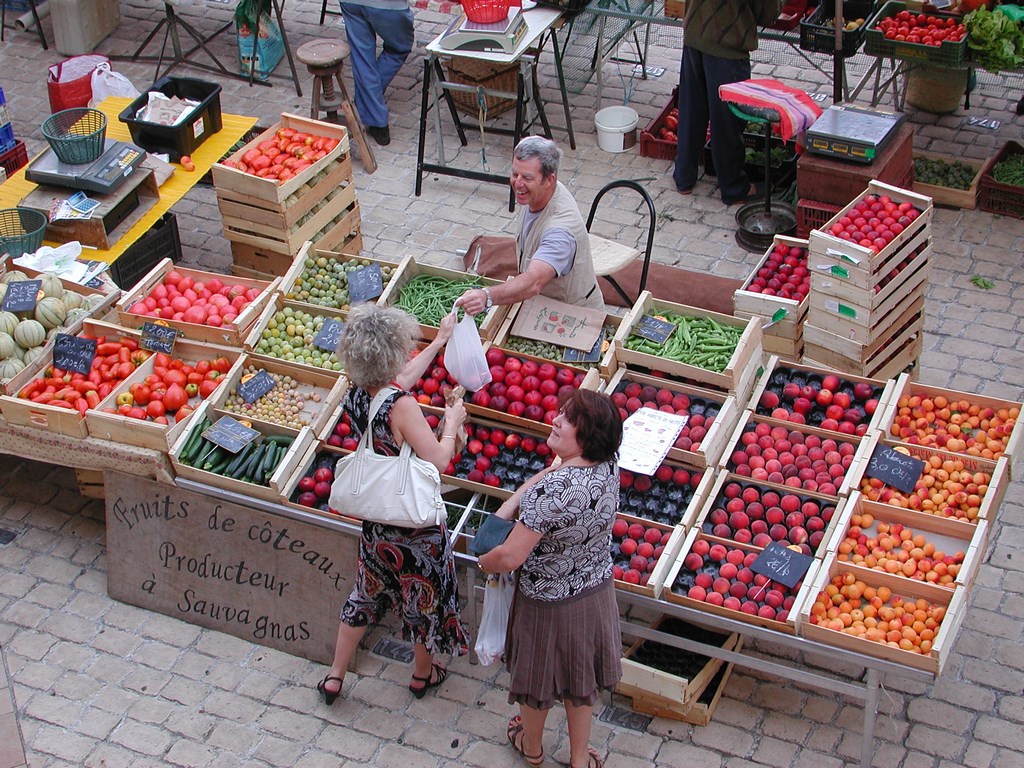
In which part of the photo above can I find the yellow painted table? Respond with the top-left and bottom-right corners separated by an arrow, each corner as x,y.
0,97 -> 257,266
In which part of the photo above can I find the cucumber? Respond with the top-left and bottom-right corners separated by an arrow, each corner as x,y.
181,418 -> 211,463
195,440 -> 220,467
210,453 -> 234,475
224,442 -> 255,478
260,442 -> 281,483
263,434 -> 294,446
240,443 -> 268,484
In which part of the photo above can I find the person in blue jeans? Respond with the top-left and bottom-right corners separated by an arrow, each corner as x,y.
339,0 -> 415,146
673,0 -> 781,205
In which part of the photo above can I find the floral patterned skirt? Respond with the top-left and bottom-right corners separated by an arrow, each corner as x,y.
340,521 -> 471,656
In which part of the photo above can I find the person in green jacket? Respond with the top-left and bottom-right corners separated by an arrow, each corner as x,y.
673,0 -> 782,204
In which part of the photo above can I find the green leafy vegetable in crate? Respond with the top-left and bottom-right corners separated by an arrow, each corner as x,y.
745,146 -> 791,168
624,313 -> 743,373
286,256 -> 394,309
255,306 -> 344,370
913,156 -> 976,190
396,274 -> 484,327
964,8 -> 1024,72
992,153 -> 1024,188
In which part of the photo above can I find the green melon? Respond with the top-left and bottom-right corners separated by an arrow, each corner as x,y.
22,346 -> 48,367
0,358 -> 26,379
35,297 -> 68,330
38,273 -> 66,300
0,271 -> 30,285
0,332 -> 15,359
0,311 -> 17,336
13,319 -> 46,349
62,292 -> 84,311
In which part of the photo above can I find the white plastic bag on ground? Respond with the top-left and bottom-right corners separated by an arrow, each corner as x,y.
475,572 -> 514,666
445,307 -> 492,392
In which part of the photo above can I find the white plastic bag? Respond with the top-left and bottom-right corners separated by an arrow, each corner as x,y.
445,307 -> 492,392
475,572 -> 514,666
88,63 -> 140,107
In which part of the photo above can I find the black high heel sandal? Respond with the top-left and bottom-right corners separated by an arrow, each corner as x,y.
316,675 -> 343,705
408,663 -> 447,699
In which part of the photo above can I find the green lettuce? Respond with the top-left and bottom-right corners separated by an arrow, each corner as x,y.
965,8 -> 1024,72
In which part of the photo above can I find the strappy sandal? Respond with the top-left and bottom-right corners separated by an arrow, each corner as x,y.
507,715 -> 544,766
408,663 -> 447,699
570,748 -> 604,768
316,675 -> 343,706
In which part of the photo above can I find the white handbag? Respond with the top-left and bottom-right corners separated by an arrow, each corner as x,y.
329,387 -> 445,528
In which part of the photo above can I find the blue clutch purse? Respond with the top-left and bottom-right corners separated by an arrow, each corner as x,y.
469,514 -> 515,557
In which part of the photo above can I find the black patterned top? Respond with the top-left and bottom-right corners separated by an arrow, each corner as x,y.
517,460 -> 619,601
343,385 -> 404,456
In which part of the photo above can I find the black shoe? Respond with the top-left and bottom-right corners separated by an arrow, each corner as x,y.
1017,96 -> 1024,116
366,125 -> 391,146
408,663 -> 447,699
316,675 -> 343,705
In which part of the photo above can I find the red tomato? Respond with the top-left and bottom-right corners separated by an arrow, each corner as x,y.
147,400 -> 166,419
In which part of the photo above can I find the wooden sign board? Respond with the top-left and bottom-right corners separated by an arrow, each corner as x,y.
865,444 -> 925,495
105,471 -> 356,664
203,415 -> 260,453
347,264 -> 384,304
509,295 -> 604,352
237,370 -> 276,404
634,315 -> 676,344
53,333 -> 97,374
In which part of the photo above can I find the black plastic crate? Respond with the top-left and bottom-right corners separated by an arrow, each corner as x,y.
109,213 -> 182,289
800,0 -> 873,57
118,77 -> 222,162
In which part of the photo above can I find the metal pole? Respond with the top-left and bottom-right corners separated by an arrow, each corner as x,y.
833,0 -> 844,104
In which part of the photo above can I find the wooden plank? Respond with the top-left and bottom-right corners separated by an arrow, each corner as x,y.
802,302 -> 924,367
75,468 -> 105,499
806,275 -> 928,345
222,187 -> 358,255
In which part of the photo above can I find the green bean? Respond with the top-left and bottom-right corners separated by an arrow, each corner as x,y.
624,311 -> 743,372
992,155 -> 1024,188
395,275 -> 485,327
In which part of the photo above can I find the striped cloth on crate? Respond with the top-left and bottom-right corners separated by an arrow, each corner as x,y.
718,79 -> 823,143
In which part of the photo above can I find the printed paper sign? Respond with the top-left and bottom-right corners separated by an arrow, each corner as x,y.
618,407 -> 688,476
509,295 -> 604,352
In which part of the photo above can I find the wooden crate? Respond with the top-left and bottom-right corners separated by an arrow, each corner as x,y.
278,247 -> 404,318
277,441 -> 351,520
733,235 -> 810,347
613,519 -> 688,599
378,256 -> 507,342
617,457 -> 715,531
912,151 -> 985,210
210,114 -> 351,206
824,491 -> 989,593
243,296 -> 346,375
229,242 -> 297,281
169,400 -> 316,501
802,304 -> 924,381
222,183 -> 358,256
806,245 -> 930,345
84,338 -> 241,451
75,468 -> 105,499
662,527 -> 819,634
807,182 -> 933,281
852,431 -> 1010,527
875,377 -> 1023,475
441,415 -> 551,500
628,652 -> 737,725
492,304 -> 623,369
216,154 -> 353,225
809,224 -> 930,295
116,259 -> 278,347
603,365 -> 740,470
209,354 -> 348,440
607,291 -> 763,406
799,554 -> 966,675
617,615 -> 739,712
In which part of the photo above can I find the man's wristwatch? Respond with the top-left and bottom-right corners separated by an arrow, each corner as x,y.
482,287 -> 493,312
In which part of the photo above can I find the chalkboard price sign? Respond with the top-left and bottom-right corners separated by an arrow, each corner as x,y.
313,317 -> 345,352
140,322 -> 179,354
751,542 -> 813,589
53,333 -> 97,375
202,416 -> 261,454
563,334 -> 602,364
236,370 -> 276,404
865,444 -> 926,494
1,279 -> 43,313
633,314 -> 676,344
348,264 -> 384,304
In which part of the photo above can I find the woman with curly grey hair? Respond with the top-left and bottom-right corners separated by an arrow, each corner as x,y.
317,304 -> 470,705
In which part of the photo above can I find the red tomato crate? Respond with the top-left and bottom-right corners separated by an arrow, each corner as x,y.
640,87 -> 678,162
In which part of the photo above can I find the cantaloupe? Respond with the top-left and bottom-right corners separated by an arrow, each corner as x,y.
13,319 -> 46,349
62,292 -> 84,310
0,332 -> 15,359
22,346 -> 48,367
0,271 -> 30,285
0,358 -> 25,379
0,311 -> 17,336
38,273 -> 65,300
34,297 -> 68,330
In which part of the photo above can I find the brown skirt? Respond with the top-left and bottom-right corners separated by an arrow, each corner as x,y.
505,577 -> 622,710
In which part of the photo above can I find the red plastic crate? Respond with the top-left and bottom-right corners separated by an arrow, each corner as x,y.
0,140 -> 28,179
796,198 -> 841,238
640,87 -> 678,162
978,140 -> 1024,220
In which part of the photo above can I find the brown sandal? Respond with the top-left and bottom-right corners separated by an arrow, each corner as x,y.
571,748 -> 603,768
507,715 -> 544,766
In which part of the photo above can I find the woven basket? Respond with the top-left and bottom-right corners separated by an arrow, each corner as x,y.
41,107 -> 107,165
0,208 -> 48,257
905,66 -> 968,114
462,0 -> 511,23
444,58 -> 518,118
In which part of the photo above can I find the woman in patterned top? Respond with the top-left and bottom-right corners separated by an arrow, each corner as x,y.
478,390 -> 623,768
317,304 -> 471,705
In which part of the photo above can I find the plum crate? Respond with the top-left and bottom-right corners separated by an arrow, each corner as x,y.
610,516 -> 688,599
732,235 -> 809,360
799,554 -> 966,674
824,491 -> 990,594
876,376 -> 1023,476
606,290 -> 763,406
603,365 -> 741,470
243,296 -> 346,375
278,246 -> 404,318
617,458 -> 715,530
443,416 -> 553,500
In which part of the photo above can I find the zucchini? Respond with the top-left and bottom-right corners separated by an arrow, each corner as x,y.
195,440 -> 220,467
224,442 -> 255,478
239,443 -> 267,483
202,447 -> 227,472
209,453 -> 234,475
263,434 -> 294,446
260,442 -> 281,483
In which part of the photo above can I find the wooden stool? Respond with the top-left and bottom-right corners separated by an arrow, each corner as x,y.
296,39 -> 377,174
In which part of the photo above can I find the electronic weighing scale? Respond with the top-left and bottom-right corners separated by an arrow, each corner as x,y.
24,140 -> 146,195
437,8 -> 529,54
805,106 -> 906,165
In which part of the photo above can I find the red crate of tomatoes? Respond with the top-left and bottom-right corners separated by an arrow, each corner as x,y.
640,88 -> 679,162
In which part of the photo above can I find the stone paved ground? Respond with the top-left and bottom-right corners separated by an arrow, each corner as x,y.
1,3 -> 1023,767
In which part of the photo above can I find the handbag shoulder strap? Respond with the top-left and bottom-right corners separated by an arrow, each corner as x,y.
356,386 -> 406,457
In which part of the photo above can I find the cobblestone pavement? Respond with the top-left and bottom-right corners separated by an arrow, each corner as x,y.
1,3 -> 1023,767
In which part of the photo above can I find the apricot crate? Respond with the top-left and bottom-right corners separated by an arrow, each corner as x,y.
663,527 -> 821,634
607,290 -> 763,406
876,376 -> 1022,476
603,365 -> 740,470
116,259 -> 278,347
617,615 -> 740,716
799,556 -> 966,675
211,114 -> 351,206
824,493 -> 989,593
733,235 -> 809,360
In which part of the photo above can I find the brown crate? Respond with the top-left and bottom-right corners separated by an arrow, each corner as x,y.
912,151 -> 985,210
629,656 -> 736,726
75,468 -> 105,499
443,58 -> 518,118
215,155 -> 354,224
978,140 -> 1024,220
797,122 -> 914,207
229,241 -> 297,279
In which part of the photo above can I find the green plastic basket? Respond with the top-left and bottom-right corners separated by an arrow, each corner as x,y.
0,207 -> 48,257
41,107 -> 107,165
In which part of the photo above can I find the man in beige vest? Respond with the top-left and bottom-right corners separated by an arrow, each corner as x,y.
457,137 -> 604,315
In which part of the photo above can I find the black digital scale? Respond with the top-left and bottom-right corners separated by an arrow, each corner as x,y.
805,106 -> 906,165
24,139 -> 146,195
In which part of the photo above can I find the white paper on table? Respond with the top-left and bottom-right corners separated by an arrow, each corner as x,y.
618,407 -> 688,476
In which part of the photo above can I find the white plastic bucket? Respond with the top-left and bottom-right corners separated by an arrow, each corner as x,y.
594,106 -> 638,153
